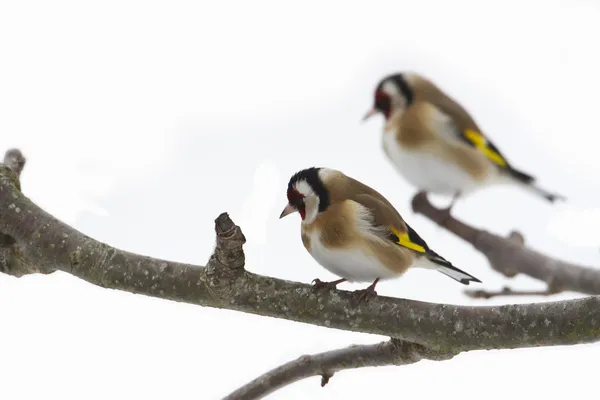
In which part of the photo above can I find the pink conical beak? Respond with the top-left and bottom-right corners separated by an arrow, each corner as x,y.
362,108 -> 378,122
279,203 -> 296,219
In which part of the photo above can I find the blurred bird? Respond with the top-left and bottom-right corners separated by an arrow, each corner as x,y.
279,167 -> 481,303
362,72 -> 565,213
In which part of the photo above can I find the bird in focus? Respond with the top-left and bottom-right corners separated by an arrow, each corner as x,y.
362,72 -> 565,214
279,167 -> 481,303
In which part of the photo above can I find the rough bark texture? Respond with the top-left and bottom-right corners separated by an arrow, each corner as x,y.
411,191 -> 600,297
3,171 -> 600,351
3,150 -> 600,399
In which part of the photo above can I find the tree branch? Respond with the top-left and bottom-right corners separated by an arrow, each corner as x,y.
3,148 -> 26,180
2,165 -> 600,350
411,191 -> 600,297
0,151 -> 48,277
4,149 -> 600,398
465,285 -> 562,300
223,339 -> 455,400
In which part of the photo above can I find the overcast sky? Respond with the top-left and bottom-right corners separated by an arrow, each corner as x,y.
2,0 -> 600,399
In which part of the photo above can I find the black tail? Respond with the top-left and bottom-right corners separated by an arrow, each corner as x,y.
538,190 -> 567,203
506,166 -> 535,184
505,166 -> 566,203
425,250 -> 482,285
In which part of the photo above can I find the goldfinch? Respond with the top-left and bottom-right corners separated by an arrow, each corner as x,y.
279,167 -> 481,302
362,72 -> 565,211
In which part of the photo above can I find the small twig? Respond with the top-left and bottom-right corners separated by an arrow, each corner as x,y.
320,372 -> 333,387
223,339 -> 454,400
0,148 -> 39,276
411,191 -> 600,297
3,148 -> 26,179
465,286 -> 563,299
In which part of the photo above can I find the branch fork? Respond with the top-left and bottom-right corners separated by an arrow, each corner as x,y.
411,191 -> 600,297
3,148 -> 600,400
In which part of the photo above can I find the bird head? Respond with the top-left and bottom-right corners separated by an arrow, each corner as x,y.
280,167 -> 330,224
363,73 -> 414,121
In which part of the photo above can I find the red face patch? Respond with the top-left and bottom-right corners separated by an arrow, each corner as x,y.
286,188 -> 306,220
374,90 -> 392,119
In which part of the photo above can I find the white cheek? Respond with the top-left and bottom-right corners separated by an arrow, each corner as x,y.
382,81 -> 401,98
294,181 -> 313,197
303,196 -> 320,224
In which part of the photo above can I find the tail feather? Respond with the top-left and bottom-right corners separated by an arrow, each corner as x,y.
527,183 -> 567,203
504,167 -> 566,203
424,250 -> 482,285
506,166 -> 535,184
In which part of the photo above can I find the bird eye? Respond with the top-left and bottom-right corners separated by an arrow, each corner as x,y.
287,188 -> 306,209
374,91 -> 391,111
291,197 -> 304,208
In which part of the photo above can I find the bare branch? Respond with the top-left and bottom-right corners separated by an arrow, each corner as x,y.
4,150 -> 600,397
3,148 -> 26,179
224,339 -> 456,400
411,191 -> 600,296
465,285 -> 562,300
224,190 -> 600,398
2,158 -> 600,351
0,149 -> 45,277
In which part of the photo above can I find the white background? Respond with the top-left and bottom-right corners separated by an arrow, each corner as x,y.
2,0 -> 600,399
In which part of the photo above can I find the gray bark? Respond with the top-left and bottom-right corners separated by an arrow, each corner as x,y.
2,171 -> 600,350
411,192 -> 600,297
2,150 -> 600,399
224,339 -> 455,400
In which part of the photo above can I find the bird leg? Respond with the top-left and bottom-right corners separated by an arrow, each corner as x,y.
438,191 -> 460,224
352,278 -> 380,305
311,278 -> 347,291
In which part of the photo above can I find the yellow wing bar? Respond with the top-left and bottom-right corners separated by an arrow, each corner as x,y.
464,129 -> 507,167
390,226 -> 426,253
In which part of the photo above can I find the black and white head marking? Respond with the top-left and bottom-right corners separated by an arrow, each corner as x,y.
287,167 -> 331,223
372,73 -> 415,119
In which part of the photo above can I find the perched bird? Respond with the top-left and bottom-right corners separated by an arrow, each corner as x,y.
279,167 -> 481,302
362,72 -> 565,212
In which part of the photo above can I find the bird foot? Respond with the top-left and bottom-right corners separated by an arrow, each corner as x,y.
352,287 -> 378,306
352,278 -> 380,306
437,205 -> 454,225
437,192 -> 460,225
311,278 -> 346,292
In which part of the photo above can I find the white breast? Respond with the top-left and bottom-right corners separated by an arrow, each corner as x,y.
307,229 -> 401,283
382,128 -> 481,196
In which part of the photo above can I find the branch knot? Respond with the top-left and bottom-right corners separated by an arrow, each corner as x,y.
204,213 -> 247,298
213,212 -> 246,271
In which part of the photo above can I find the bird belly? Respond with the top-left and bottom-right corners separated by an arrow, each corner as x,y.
308,232 -> 400,283
382,131 -> 479,195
